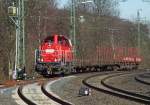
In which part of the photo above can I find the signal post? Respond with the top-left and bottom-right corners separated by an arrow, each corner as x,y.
8,0 -> 25,79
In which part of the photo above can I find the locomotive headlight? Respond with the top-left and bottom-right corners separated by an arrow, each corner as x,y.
41,58 -> 44,62
45,49 -> 55,53
38,58 -> 40,61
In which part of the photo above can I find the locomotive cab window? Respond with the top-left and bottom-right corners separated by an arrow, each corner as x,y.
58,36 -> 70,46
44,36 -> 54,43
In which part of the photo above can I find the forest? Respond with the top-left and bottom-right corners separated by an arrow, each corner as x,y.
0,0 -> 150,80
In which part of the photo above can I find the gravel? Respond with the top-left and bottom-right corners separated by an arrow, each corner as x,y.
105,72 -> 150,96
0,87 -> 19,105
49,72 -> 144,105
137,73 -> 150,84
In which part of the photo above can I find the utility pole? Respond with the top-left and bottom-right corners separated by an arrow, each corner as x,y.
137,9 -> 142,53
8,0 -> 25,79
70,0 -> 76,64
38,7 -> 41,44
70,0 -> 93,64
108,28 -> 120,60
70,0 -> 76,45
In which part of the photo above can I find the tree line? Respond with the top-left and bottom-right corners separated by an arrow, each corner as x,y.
0,0 -> 149,80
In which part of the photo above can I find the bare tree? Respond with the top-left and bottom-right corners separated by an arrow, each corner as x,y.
0,0 -> 16,80
93,0 -> 119,16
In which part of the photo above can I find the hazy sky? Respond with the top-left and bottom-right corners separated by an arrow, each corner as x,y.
119,0 -> 150,21
58,0 -> 150,21
57,0 -> 69,8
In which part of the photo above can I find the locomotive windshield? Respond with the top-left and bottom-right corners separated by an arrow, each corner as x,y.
44,36 -> 54,43
43,35 -> 70,46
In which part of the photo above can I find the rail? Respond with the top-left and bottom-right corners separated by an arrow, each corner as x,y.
41,81 -> 72,105
18,85 -> 36,105
82,72 -> 150,104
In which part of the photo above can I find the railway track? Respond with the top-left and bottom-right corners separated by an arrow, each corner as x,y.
17,71 -> 112,105
135,72 -> 150,85
41,77 -> 73,105
83,71 -> 150,104
18,82 -> 60,105
0,70 -> 147,105
17,77 -> 72,105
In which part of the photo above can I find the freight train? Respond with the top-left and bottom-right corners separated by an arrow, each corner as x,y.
35,34 -> 142,75
75,46 -> 141,72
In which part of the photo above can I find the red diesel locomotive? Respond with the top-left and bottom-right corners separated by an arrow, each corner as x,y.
35,34 -> 73,75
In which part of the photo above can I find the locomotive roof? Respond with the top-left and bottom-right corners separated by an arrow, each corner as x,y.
44,35 -> 69,41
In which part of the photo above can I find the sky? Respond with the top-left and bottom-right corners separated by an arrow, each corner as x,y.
57,0 -> 69,8
58,0 -> 150,21
119,0 -> 150,21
